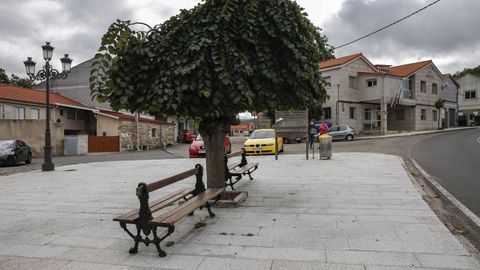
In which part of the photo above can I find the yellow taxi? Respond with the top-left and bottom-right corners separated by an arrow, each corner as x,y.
243,129 -> 283,155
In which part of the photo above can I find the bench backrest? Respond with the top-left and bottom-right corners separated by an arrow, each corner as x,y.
135,164 -> 205,223
224,149 -> 248,178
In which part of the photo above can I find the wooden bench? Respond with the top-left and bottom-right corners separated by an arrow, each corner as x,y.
113,164 -> 223,257
224,149 -> 259,190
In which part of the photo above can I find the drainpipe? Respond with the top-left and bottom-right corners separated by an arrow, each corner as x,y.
336,84 -> 340,125
380,76 -> 387,135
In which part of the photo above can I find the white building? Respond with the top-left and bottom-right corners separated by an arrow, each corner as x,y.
318,53 -> 446,135
455,73 -> 480,126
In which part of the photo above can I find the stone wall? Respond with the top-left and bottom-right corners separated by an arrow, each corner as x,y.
118,121 -> 174,151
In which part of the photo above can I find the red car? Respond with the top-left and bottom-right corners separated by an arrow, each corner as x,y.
182,130 -> 197,143
189,134 -> 232,158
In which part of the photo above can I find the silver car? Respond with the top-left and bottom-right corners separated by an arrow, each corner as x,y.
326,125 -> 357,141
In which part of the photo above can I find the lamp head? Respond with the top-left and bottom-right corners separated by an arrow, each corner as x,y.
41,42 -> 54,61
23,57 -> 36,76
60,54 -> 72,73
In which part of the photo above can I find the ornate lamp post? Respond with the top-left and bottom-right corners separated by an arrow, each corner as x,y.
23,42 -> 72,171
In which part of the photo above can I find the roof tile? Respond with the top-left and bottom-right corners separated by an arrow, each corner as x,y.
0,84 -> 86,108
387,60 -> 432,78
318,53 -> 363,69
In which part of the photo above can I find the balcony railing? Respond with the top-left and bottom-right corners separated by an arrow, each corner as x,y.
403,89 -> 414,99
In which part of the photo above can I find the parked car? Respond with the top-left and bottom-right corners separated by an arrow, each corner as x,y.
189,134 -> 231,158
243,129 -> 283,155
182,130 -> 197,143
317,125 -> 356,141
0,140 -> 32,166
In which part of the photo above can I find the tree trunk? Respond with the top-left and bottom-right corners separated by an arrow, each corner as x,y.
199,121 -> 226,189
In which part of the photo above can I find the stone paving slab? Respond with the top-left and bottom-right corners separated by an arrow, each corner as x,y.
0,153 -> 479,269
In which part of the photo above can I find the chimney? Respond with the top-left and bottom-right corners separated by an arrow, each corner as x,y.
375,64 -> 392,73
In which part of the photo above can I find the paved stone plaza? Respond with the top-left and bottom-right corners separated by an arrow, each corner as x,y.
0,153 -> 479,269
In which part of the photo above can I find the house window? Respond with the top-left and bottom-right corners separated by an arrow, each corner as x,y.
322,107 -> 331,119
31,108 -> 40,120
465,90 -> 477,100
404,76 -> 413,90
421,109 -> 426,120
432,83 -> 438,95
432,110 -> 437,121
67,108 -> 76,119
366,79 -> 377,88
349,76 -> 357,89
0,105 -> 4,119
420,81 -> 426,93
349,107 -> 356,119
396,108 -> 405,120
364,108 -> 371,120
15,107 -> 25,119
151,128 -> 157,138
76,110 -> 85,120
323,76 -> 331,87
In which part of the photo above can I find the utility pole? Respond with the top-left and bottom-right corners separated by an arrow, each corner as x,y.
136,112 -> 141,151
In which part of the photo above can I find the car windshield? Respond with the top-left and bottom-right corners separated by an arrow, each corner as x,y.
0,141 -> 14,151
250,130 -> 274,139
195,134 -> 203,141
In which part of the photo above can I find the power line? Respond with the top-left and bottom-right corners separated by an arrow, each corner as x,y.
333,0 -> 441,50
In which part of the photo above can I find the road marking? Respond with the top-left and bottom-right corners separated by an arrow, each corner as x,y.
477,136 -> 480,145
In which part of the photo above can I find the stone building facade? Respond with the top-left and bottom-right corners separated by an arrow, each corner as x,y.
318,53 -> 448,134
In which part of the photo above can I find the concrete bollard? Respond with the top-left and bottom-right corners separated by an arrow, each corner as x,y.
318,134 -> 332,160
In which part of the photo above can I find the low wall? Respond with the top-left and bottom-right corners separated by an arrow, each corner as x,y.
0,120 -> 64,157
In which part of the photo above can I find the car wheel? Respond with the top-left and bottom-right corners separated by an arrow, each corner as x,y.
26,153 -> 32,164
346,135 -> 354,141
11,155 -> 18,166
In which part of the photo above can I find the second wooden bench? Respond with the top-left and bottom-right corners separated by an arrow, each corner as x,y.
224,149 -> 259,190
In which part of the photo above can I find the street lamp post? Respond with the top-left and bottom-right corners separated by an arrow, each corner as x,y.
23,42 -> 72,172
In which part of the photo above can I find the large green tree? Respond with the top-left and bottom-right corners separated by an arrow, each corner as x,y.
90,0 -> 333,188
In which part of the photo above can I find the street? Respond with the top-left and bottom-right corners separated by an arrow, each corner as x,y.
412,128 -> 480,217
2,128 -> 479,219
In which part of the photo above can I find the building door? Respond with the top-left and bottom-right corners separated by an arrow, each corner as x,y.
88,136 -> 120,152
449,109 -> 456,127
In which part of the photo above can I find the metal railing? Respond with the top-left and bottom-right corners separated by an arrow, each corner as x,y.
403,89 -> 414,99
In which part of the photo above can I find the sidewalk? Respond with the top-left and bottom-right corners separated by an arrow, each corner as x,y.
357,126 -> 476,140
0,153 -> 479,269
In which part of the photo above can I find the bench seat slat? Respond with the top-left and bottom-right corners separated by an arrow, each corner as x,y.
228,162 -> 241,170
150,188 -> 224,226
113,187 -> 194,223
232,163 -> 258,174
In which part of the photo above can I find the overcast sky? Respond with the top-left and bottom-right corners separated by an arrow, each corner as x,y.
1,0 -> 478,77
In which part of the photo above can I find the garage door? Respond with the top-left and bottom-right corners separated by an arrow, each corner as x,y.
88,136 -> 120,152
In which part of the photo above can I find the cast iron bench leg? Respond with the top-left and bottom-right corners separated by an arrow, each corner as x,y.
129,225 -> 141,254
152,226 -> 167,257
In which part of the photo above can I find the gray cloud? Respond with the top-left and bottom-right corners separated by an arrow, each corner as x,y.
1,0 -> 478,77
323,0 -> 480,73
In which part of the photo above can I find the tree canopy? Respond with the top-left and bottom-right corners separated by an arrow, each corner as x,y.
90,0 -> 333,126
454,65 -> 480,78
0,68 -> 33,88
90,0 -> 334,188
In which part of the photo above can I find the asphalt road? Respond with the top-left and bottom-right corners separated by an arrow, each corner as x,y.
412,128 -> 480,217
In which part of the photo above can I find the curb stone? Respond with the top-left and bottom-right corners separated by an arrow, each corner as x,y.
410,158 -> 480,229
